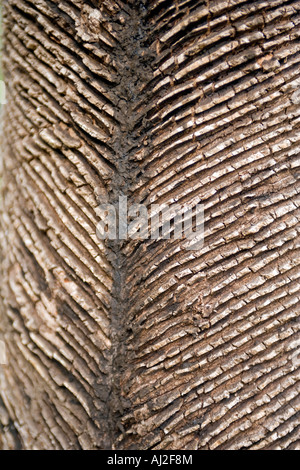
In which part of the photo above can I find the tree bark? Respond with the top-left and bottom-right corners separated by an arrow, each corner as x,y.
0,0 -> 300,450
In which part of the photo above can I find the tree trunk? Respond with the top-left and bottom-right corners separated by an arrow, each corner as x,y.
0,0 -> 300,450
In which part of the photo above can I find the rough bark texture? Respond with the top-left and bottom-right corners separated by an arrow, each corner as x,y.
0,0 -> 300,450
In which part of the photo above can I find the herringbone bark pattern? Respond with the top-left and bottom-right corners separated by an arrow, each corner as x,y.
0,0 -> 300,450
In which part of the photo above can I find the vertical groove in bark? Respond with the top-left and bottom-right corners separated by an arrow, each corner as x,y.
102,1 -> 154,447
0,0 -> 300,450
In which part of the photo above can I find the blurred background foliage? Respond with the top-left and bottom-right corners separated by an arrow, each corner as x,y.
0,3 -> 3,81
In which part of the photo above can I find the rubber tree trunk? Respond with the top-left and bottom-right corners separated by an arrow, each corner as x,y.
0,0 -> 300,450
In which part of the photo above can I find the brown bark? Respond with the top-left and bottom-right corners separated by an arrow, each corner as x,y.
0,0 -> 300,450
